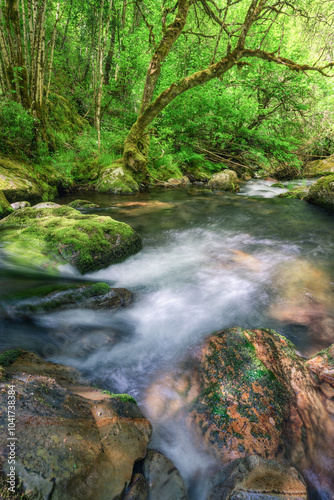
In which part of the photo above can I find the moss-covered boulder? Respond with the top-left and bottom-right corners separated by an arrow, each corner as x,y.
0,206 -> 142,274
0,282 -> 133,319
306,174 -> 334,210
277,185 -> 309,200
208,170 -> 240,193
0,157 -> 67,203
0,191 -> 14,218
96,161 -> 139,194
304,155 -> 334,178
0,351 -> 152,500
145,328 -> 334,494
69,199 -> 100,209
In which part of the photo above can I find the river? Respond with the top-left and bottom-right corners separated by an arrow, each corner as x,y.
0,180 -> 333,498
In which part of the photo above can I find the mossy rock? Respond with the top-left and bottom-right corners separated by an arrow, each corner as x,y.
0,156 -> 66,203
306,175 -> 334,211
0,191 -> 14,219
69,199 -> 100,209
1,283 -> 133,319
187,327 -> 334,480
208,170 -> 240,193
271,182 -> 285,188
0,206 -> 142,274
96,161 -> 139,194
304,155 -> 334,178
0,349 -> 23,367
10,201 -> 31,210
277,185 -> 309,200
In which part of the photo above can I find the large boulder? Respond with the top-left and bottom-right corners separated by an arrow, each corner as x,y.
306,174 -> 334,210
0,282 -> 133,320
307,344 -> 334,415
0,206 -> 142,274
0,190 -> 14,218
304,155 -> 334,178
208,170 -> 240,192
208,456 -> 308,500
0,351 -> 152,500
96,161 -> 139,194
144,328 -> 334,495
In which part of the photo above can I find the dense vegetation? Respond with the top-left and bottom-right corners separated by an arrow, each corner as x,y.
1,0 -> 334,185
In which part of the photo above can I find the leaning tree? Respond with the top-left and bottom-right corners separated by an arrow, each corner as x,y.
121,0 -> 334,182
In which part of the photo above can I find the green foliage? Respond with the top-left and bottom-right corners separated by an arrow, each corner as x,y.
0,101 -> 35,157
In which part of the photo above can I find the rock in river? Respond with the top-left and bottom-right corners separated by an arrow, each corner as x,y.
0,205 -> 142,274
0,350 -> 152,500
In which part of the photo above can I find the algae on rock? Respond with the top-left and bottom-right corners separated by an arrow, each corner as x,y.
0,206 -> 142,274
306,174 -> 334,210
96,161 -> 139,194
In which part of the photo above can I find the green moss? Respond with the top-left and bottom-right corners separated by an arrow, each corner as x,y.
0,206 -> 142,274
68,199 -> 100,209
278,186 -> 309,200
102,390 -> 137,405
0,191 -> 14,218
271,183 -> 285,188
312,345 -> 334,367
0,350 -> 22,367
307,174 -> 334,210
96,162 -> 139,194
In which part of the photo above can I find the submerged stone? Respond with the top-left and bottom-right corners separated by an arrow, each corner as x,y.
0,206 -> 142,274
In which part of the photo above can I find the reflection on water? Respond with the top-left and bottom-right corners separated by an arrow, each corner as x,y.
1,186 -> 334,498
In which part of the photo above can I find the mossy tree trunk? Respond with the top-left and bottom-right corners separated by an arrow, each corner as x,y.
123,0 -> 334,182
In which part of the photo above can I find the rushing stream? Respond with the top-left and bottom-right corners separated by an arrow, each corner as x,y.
1,182 -> 334,498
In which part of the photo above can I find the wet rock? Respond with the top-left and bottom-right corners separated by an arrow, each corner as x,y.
186,328 -> 334,493
0,190 -> 14,218
307,344 -> 334,414
10,200 -> 31,210
0,282 -> 133,319
142,449 -> 188,500
271,182 -> 285,188
0,351 -> 152,500
208,456 -> 308,500
167,177 -> 191,187
0,205 -> 142,274
306,174 -> 334,211
124,473 -> 148,500
277,186 -> 309,200
208,170 -> 240,193
69,199 -> 100,209
304,155 -> 334,178
116,200 -> 175,216
96,161 -> 139,194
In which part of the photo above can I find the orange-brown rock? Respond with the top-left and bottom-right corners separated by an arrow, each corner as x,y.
0,351 -> 152,500
188,328 -> 334,495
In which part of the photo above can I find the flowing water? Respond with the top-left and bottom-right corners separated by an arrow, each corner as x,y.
1,182 -> 334,498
